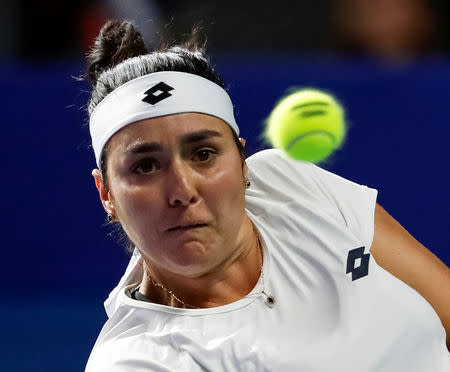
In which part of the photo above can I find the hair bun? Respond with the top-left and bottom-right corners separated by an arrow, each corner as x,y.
87,20 -> 148,85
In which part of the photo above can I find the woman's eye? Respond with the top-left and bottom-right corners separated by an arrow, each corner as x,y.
134,158 -> 159,174
194,149 -> 214,162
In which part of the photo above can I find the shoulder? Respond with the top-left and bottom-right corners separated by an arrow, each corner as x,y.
245,149 -> 378,246
85,327 -> 203,372
86,301 -> 204,372
85,301 -> 152,372
245,149 -> 319,194
85,325 -> 165,372
85,340 -> 129,372
246,149 -> 357,190
245,149 -> 374,205
246,148 -> 313,173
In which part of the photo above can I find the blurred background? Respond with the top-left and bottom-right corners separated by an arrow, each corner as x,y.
2,1 -> 450,371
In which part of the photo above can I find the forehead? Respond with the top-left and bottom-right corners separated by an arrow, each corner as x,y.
108,113 -> 233,151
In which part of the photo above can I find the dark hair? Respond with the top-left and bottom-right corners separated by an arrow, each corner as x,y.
86,20 -> 245,188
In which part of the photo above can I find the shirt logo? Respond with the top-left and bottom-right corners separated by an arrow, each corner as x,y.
142,82 -> 174,105
346,246 -> 370,281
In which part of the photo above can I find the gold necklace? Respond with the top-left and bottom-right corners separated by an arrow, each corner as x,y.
254,225 -> 276,308
145,225 -> 274,309
147,275 -> 199,309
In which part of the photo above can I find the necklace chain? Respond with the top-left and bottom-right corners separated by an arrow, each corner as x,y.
145,224 -> 265,309
148,277 -> 199,309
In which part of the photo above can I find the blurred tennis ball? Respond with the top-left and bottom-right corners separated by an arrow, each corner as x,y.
265,89 -> 346,163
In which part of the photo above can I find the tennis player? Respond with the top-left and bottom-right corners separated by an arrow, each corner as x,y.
85,20 -> 450,371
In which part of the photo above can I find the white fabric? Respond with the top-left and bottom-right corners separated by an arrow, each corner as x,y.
86,149 -> 449,371
89,71 -> 239,167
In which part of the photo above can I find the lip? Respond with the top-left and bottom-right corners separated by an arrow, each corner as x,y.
167,223 -> 208,232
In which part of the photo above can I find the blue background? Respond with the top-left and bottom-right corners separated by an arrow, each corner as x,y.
2,57 -> 449,371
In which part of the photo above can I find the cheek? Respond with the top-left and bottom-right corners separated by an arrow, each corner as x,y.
111,184 -> 162,242
207,168 -> 247,244
203,162 -> 246,215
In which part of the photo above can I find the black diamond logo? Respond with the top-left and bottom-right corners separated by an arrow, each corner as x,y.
346,247 -> 370,281
142,82 -> 174,105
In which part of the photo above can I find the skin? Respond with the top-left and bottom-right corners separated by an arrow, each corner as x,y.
370,205 -> 450,351
93,112 -> 449,349
93,113 -> 261,308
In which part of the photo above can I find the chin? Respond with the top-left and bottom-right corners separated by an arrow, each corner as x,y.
168,241 -> 219,274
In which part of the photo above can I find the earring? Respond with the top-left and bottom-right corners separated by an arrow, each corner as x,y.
245,179 -> 251,189
107,213 -> 113,222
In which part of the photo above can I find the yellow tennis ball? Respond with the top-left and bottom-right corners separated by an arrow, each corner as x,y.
265,89 -> 346,163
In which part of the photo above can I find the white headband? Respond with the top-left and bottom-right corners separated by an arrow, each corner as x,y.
89,71 -> 239,167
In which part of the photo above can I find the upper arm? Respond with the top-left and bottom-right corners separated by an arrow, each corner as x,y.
370,203 -> 450,349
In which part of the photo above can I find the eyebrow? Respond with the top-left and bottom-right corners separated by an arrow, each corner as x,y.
124,129 -> 223,155
180,129 -> 222,145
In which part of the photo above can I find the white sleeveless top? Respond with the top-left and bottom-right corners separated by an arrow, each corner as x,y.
86,149 -> 449,371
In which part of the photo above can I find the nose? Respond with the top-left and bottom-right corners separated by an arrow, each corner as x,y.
166,160 -> 198,207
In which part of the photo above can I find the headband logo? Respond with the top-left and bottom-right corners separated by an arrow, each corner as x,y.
142,82 -> 174,105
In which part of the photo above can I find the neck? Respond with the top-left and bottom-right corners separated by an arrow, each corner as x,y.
139,215 -> 262,308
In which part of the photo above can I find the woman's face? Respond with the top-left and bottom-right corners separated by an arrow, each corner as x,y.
94,113 -> 248,278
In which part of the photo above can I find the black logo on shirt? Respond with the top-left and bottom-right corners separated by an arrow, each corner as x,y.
142,82 -> 174,105
346,247 -> 370,281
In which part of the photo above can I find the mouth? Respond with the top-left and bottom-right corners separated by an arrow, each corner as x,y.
167,223 -> 208,232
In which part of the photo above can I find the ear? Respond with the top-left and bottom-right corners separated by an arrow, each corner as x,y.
239,138 -> 248,178
92,169 -> 116,217
243,160 -> 248,179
